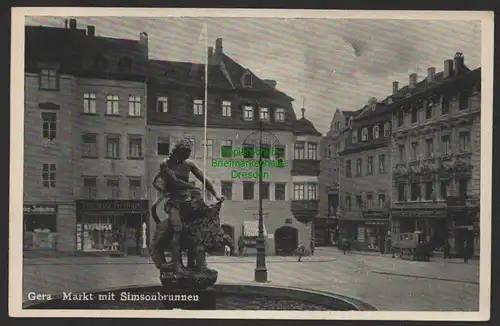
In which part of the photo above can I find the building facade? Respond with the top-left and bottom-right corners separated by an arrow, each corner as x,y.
24,20 -> 149,255
338,99 -> 392,252
389,53 -> 481,257
316,109 -> 355,246
146,38 -> 321,255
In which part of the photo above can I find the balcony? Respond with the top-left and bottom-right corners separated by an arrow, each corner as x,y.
291,159 -> 320,176
291,200 -> 319,223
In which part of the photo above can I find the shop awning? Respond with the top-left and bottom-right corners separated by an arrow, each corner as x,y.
242,220 -> 267,237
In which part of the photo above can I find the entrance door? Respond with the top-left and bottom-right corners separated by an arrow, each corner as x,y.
274,226 -> 299,256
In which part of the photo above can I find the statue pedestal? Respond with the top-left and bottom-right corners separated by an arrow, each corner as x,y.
160,266 -> 218,310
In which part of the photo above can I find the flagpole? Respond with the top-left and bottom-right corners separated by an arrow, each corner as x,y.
203,23 -> 208,200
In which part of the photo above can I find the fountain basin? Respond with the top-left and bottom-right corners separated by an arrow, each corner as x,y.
24,283 -> 377,311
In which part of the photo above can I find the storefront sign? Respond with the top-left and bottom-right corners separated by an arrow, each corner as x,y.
392,208 -> 446,218
362,210 -> 384,219
77,200 -> 148,212
23,204 -> 58,214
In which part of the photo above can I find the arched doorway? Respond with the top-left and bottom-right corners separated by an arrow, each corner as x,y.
274,226 -> 299,256
221,224 -> 235,255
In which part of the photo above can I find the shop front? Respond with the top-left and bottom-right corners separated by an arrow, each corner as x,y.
75,200 -> 149,256
23,204 -> 58,252
314,217 -> 338,247
447,196 -> 479,258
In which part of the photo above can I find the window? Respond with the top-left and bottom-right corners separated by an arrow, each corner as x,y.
260,182 -> 270,200
423,138 -> 433,157
243,182 -> 254,200
260,144 -> 270,159
42,163 -> 56,188
242,144 -> 255,158
193,99 -> 204,115
397,183 -> 406,202
366,194 -> 373,209
378,194 -> 385,208
367,156 -> 373,174
202,139 -> 214,157
275,108 -> 285,122
294,142 -> 305,159
293,183 -> 305,200
42,112 -> 57,140
308,143 -> 318,160
106,178 -> 120,199
260,107 -> 269,121
222,101 -> 231,117
106,135 -> 120,158
129,177 -> 142,199
440,181 -> 448,199
384,122 -> 391,137
397,110 -> 404,127
441,135 -> 451,155
356,195 -> 363,209
345,196 -> 352,211
106,95 -> 119,115
459,131 -> 470,152
356,158 -> 362,176
459,179 -> 468,199
411,105 -> 418,124
82,177 -> 97,198
459,91 -> 469,110
221,140 -> 233,158
411,183 -> 421,201
82,134 -> 98,158
83,93 -> 96,114
425,101 -> 433,120
157,137 -> 170,156
379,154 -> 386,173
39,68 -> 59,90
128,96 -> 141,116
157,97 -> 168,113
307,183 -> 317,200
352,130 -> 358,143
243,106 -> 254,120
361,128 -> 368,141
128,136 -> 143,158
346,160 -> 352,178
373,125 -> 380,139
441,96 -> 450,115
411,142 -> 419,160
398,145 -> 405,162
274,145 -> 285,159
221,182 -> 233,200
243,74 -> 252,87
424,182 -> 433,200
275,183 -> 286,200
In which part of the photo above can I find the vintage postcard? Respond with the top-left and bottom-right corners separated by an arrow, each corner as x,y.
10,8 -> 493,320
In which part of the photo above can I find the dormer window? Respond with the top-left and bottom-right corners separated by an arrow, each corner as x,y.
94,55 -> 107,71
260,107 -> 269,121
193,99 -> 204,115
361,128 -> 368,141
275,108 -> 285,122
243,106 -> 254,121
242,73 -> 252,87
373,125 -> 380,139
118,57 -> 132,73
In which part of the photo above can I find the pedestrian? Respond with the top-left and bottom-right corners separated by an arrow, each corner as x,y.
444,241 -> 450,259
463,240 -> 469,263
224,244 -> 231,257
343,238 -> 350,255
297,242 -> 306,262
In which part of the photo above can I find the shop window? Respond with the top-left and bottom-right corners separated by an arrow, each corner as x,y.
77,216 -> 123,253
24,214 -> 57,250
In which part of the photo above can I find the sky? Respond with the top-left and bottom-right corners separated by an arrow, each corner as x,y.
25,16 -> 481,135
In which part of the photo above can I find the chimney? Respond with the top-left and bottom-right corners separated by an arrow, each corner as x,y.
208,46 -> 214,64
215,38 -> 223,53
409,73 -> 417,89
139,32 -> 148,58
427,67 -> 436,83
444,59 -> 454,78
454,52 -> 465,74
263,79 -> 277,89
392,81 -> 399,95
87,25 -> 95,36
69,19 -> 77,30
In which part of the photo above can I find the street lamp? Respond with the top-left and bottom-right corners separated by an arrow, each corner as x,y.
243,121 -> 279,283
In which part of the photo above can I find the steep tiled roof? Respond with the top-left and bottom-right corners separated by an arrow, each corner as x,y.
293,117 -> 322,136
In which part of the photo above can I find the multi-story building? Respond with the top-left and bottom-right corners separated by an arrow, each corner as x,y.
24,20 -> 149,256
338,98 -> 393,252
146,38 -> 321,255
388,53 -> 481,257
316,109 -> 358,246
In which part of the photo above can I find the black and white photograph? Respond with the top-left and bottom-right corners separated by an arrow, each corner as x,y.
10,8 -> 493,320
